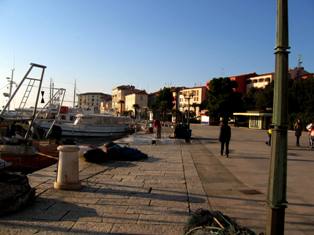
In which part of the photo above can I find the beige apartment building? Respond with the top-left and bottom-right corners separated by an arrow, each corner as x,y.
99,98 -> 113,113
77,92 -> 111,113
246,73 -> 274,91
125,91 -> 148,118
176,86 -> 207,117
112,85 -> 137,114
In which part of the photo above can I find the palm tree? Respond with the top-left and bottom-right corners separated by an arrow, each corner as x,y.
133,104 -> 140,119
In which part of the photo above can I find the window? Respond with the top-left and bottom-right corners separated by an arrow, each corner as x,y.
250,116 -> 259,128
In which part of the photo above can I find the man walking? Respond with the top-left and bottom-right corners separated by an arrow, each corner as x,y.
294,119 -> 302,146
219,119 -> 231,157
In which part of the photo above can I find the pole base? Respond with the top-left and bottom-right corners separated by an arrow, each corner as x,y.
54,181 -> 81,190
266,207 -> 285,235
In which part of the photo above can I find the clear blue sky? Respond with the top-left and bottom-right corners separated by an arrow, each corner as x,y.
0,0 -> 313,107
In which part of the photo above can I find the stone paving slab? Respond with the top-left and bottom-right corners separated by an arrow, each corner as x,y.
1,125 -> 312,234
0,128 -> 207,234
192,124 -> 314,235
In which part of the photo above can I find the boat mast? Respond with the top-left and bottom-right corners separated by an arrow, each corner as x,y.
73,79 -> 76,108
49,78 -> 52,106
7,68 -> 15,111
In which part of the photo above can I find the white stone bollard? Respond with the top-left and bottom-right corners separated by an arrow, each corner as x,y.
54,145 -> 81,190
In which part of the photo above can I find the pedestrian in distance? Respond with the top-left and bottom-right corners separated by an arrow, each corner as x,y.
266,125 -> 272,146
294,119 -> 303,146
219,119 -> 231,157
153,119 -> 162,139
306,122 -> 314,149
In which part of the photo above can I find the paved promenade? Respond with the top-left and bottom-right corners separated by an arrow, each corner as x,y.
0,124 -> 313,234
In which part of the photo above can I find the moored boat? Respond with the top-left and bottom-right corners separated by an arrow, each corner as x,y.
36,113 -> 134,138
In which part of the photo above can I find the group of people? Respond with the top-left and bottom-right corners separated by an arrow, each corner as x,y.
150,117 -> 313,158
266,119 -> 314,147
219,117 -> 314,158
294,119 -> 314,148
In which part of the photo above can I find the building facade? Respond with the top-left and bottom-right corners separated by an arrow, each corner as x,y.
99,96 -> 113,113
77,92 -> 111,113
246,73 -> 274,91
229,73 -> 257,94
125,91 -> 148,118
177,86 -> 207,117
289,67 -> 314,80
112,85 -> 137,114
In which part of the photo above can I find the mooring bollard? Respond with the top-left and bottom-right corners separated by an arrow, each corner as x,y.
54,145 -> 81,190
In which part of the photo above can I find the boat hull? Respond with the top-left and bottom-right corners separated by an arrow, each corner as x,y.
38,122 -> 131,138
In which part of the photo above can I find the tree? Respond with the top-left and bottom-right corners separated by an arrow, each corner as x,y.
133,104 -> 140,119
206,77 -> 244,120
255,82 -> 274,110
243,87 -> 259,111
288,77 -> 314,127
244,78 -> 314,129
153,87 -> 173,121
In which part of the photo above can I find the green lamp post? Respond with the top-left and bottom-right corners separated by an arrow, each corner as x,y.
266,0 -> 289,234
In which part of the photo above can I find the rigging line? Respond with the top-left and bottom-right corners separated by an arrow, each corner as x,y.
0,84 -> 9,90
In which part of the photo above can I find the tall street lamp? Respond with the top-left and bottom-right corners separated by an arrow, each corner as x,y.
183,91 -> 194,129
266,0 -> 289,234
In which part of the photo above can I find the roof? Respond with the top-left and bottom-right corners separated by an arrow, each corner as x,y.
250,72 -> 274,77
125,90 -> 148,96
181,86 -> 206,90
229,72 -> 257,78
289,67 -> 310,79
114,85 -> 136,90
233,112 -> 272,117
77,92 -> 111,96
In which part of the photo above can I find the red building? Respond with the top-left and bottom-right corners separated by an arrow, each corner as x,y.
289,67 -> 314,80
229,72 -> 257,94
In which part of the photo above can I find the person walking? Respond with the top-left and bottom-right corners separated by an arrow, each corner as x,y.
294,119 -> 303,146
266,125 -> 273,146
219,120 -> 231,157
306,122 -> 314,149
154,119 -> 162,139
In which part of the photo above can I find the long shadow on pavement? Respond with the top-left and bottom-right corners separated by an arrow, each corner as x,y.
0,197 -> 97,222
287,157 -> 314,163
85,185 -> 205,204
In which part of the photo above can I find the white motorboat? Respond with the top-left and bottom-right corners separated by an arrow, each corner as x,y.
36,113 -> 134,138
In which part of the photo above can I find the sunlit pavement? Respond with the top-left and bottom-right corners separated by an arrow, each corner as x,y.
0,124 -> 313,234
192,124 -> 314,235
